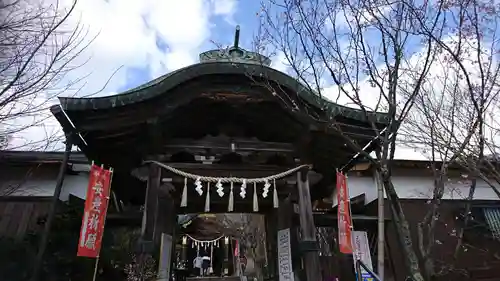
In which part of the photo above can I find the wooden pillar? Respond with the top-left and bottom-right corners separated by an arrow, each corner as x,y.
296,170 -> 322,281
265,211 -> 277,279
31,135 -> 73,281
156,183 -> 176,281
139,164 -> 164,279
141,163 -> 160,244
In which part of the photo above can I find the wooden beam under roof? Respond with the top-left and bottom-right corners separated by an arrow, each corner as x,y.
163,136 -> 295,153
131,162 -> 323,185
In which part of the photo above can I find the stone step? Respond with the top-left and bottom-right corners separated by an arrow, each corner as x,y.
186,277 -> 241,281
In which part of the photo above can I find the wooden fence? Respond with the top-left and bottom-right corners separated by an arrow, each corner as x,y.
0,197 -> 52,238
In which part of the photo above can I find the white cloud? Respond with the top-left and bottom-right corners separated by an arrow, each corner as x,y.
321,78 -> 384,111
325,4 -> 393,30
321,35 -> 500,161
211,0 -> 237,24
6,0 -> 496,165
271,51 -> 289,73
2,0 -> 238,150
321,35 -> 494,108
60,0 -> 236,90
265,32 -> 499,162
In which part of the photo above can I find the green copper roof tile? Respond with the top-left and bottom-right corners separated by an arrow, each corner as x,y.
58,61 -> 389,124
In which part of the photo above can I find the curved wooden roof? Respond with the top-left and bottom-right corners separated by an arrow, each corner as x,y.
51,46 -> 390,179
57,61 -> 388,124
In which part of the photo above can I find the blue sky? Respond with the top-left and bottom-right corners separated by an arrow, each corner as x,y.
4,0 -> 498,162
111,0 -> 425,95
47,0 -> 268,100
117,0 -> 263,93
54,0 -> 454,101
4,0 -> 287,150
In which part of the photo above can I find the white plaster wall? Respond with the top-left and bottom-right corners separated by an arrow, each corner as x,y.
390,176 -> 499,200
331,176 -> 377,206
4,166 -> 500,205
332,175 -> 500,206
6,172 -> 89,201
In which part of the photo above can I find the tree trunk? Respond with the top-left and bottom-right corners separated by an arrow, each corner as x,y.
380,170 -> 426,281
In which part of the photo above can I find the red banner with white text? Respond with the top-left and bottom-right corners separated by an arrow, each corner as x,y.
337,171 -> 353,254
77,165 -> 112,258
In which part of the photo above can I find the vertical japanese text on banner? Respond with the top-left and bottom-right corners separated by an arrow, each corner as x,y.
77,165 -> 112,258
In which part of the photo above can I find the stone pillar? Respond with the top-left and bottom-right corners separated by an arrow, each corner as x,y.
157,233 -> 173,281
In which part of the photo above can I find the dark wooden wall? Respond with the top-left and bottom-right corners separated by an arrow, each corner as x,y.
0,197 -> 52,238
0,163 -> 59,238
365,199 -> 500,281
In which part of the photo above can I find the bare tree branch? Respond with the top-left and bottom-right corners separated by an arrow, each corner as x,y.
0,0 -> 92,151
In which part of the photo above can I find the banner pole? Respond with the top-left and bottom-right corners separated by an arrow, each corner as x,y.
375,169 -> 385,281
346,174 -> 360,279
91,167 -> 114,281
355,260 -> 363,281
92,256 -> 100,281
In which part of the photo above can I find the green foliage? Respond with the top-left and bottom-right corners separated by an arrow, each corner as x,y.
43,200 -> 94,281
0,200 -> 144,281
124,253 -> 157,281
0,236 -> 36,281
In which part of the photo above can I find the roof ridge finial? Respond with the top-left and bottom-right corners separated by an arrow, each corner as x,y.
233,25 -> 240,49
